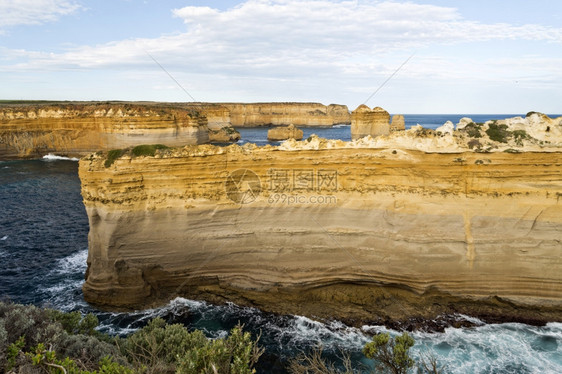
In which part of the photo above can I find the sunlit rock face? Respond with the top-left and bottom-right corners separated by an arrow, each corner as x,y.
351,106 -> 404,140
221,102 -> 350,127
79,119 -> 562,323
267,124 -> 304,141
0,103 -> 210,159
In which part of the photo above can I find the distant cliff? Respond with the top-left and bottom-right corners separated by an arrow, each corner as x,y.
0,101 -> 351,159
80,113 -> 562,324
221,102 -> 350,127
0,103 -> 209,159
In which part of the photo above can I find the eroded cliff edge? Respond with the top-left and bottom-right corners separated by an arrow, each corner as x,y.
0,101 -> 349,159
221,102 -> 350,127
0,103 -> 210,159
79,119 -> 562,324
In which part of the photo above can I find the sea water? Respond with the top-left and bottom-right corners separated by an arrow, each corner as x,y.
1,115 -> 561,373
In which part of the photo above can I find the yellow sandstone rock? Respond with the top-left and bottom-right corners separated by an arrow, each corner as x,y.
351,105 -> 404,140
80,116 -> 562,323
0,103 -> 209,159
267,124 -> 304,141
222,102 -> 350,127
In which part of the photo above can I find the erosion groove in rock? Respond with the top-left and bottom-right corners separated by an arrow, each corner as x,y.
80,141 -> 562,323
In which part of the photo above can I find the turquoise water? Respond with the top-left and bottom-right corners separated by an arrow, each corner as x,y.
1,117 -> 561,373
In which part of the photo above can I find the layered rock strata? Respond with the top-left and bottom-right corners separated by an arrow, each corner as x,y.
0,103 -> 209,159
221,103 -> 350,127
267,124 -> 304,141
80,114 -> 562,323
351,105 -> 404,140
208,126 -> 241,143
390,114 -> 405,132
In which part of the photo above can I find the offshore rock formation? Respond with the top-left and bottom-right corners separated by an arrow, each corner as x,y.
390,114 -> 406,132
351,105 -> 404,140
80,113 -> 562,324
0,102 -> 352,158
208,126 -> 241,143
0,103 -> 209,159
221,103 -> 350,127
267,124 -> 304,141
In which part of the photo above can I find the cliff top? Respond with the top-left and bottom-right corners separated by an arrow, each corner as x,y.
92,112 -> 561,165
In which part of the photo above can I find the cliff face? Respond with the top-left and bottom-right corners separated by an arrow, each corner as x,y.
351,105 -> 404,140
222,103 -> 350,127
267,124 -> 303,141
80,131 -> 562,323
0,103 -> 209,159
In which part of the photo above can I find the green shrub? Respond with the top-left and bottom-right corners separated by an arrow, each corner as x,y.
176,324 -> 263,374
512,130 -> 528,146
486,122 -> 510,143
105,149 -> 126,168
464,122 -> 483,138
118,317 -> 207,371
0,302 -> 262,374
363,332 -> 415,374
49,309 -> 100,336
131,144 -> 169,157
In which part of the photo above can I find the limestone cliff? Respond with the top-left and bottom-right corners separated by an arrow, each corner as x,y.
208,126 -> 241,143
80,114 -> 562,324
267,124 -> 303,141
0,103 -> 209,159
351,105 -> 405,140
222,102 -> 350,127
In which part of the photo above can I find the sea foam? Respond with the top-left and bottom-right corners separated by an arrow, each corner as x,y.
42,154 -> 79,161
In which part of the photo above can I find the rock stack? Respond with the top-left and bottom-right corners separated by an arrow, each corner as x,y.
267,124 -> 304,141
351,105 -> 404,140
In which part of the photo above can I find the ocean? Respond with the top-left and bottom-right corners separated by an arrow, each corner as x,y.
0,115 -> 561,373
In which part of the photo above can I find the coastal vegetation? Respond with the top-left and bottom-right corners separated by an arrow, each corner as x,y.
0,301 -> 262,373
104,145 -> 170,168
485,121 -> 510,143
1,302 -> 442,374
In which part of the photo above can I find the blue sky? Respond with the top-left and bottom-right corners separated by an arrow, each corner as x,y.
1,0 -> 561,113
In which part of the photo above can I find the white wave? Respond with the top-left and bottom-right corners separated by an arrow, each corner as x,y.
410,322 -> 562,373
42,154 -> 79,161
453,313 -> 485,325
80,295 -> 562,373
332,124 -> 350,128
52,249 -> 88,274
0,235 -> 7,241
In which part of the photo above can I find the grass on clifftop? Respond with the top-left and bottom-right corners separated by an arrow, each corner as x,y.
104,149 -> 126,168
104,144 -> 170,168
131,144 -> 169,157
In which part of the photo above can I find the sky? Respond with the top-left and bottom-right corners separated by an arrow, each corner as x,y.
1,0 -> 561,114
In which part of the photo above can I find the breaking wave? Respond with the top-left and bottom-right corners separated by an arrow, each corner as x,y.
42,154 -> 79,161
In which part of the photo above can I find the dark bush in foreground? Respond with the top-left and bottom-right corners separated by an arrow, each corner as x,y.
0,301 -> 262,374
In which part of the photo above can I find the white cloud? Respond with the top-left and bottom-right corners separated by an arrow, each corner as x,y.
0,0 -> 81,29
7,0 -> 561,71
2,0 -> 562,110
